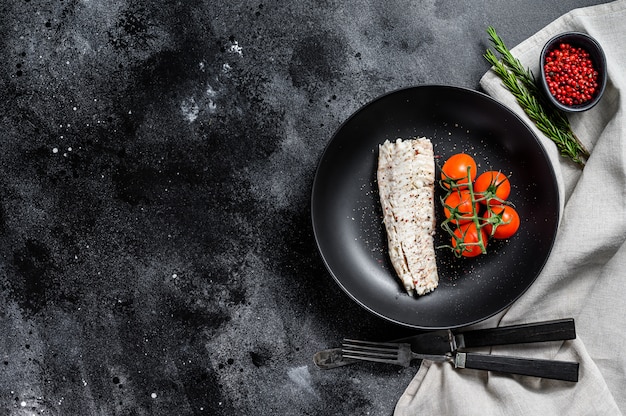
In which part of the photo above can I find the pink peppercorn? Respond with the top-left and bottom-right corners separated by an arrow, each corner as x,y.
544,42 -> 599,106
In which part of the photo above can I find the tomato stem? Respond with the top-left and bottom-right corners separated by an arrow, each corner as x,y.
438,164 -> 515,257
465,166 -> 487,256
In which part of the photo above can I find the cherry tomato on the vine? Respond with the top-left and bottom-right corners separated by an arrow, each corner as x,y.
441,153 -> 477,188
483,205 -> 520,239
452,222 -> 488,258
474,171 -> 511,205
443,189 -> 477,224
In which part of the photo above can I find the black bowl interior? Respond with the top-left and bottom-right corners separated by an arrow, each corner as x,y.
311,85 -> 560,329
539,32 -> 607,112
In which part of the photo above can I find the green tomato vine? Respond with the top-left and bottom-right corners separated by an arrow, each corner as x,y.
438,167 -> 514,258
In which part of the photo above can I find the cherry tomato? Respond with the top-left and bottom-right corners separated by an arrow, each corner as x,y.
474,171 -> 511,205
483,205 -> 520,239
441,153 -> 477,188
452,222 -> 488,258
443,189 -> 477,224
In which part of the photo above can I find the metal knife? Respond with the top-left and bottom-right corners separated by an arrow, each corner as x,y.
314,318 -> 576,369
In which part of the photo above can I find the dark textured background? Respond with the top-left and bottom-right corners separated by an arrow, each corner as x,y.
0,1 -> 605,415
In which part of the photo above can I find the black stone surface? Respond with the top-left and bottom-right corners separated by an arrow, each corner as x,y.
0,1 -> 605,415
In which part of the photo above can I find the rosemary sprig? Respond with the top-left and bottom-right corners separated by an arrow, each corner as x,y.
486,27 -> 576,142
484,27 -> 589,167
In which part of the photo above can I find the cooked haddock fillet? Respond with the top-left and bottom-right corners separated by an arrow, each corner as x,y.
377,138 -> 438,296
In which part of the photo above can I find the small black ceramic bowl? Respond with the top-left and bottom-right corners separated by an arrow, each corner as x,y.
539,32 -> 607,112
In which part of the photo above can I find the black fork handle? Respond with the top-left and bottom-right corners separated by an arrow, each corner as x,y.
459,318 -> 576,348
458,352 -> 579,382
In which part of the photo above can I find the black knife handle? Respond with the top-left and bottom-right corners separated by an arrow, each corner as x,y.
458,352 -> 579,382
459,318 -> 576,348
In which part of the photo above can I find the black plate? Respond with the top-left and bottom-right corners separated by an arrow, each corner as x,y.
311,85 -> 559,329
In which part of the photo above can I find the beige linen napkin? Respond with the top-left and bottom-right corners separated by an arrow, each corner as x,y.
395,1 -> 626,415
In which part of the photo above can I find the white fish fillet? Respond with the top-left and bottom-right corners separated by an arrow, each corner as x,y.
377,138 -> 438,296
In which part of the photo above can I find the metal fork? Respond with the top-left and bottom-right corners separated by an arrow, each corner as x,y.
341,339 -> 579,382
342,339 -> 453,367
